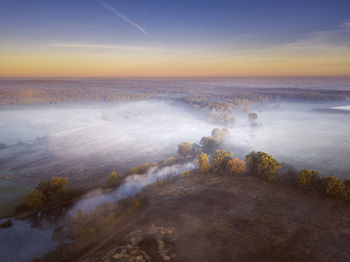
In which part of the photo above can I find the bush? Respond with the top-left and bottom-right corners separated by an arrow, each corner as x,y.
245,151 -> 281,182
297,169 -> 320,190
323,175 -> 350,200
126,162 -> 157,175
108,170 -> 121,187
227,157 -> 246,176
211,150 -> 233,175
196,152 -> 210,175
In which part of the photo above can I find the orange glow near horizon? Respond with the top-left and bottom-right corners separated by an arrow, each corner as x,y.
1,48 -> 350,78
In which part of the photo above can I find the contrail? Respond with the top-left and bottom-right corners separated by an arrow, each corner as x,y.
98,0 -> 149,37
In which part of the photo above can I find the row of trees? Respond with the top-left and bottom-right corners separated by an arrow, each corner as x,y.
196,150 -> 280,182
297,169 -> 350,200
195,148 -> 350,201
196,150 -> 246,177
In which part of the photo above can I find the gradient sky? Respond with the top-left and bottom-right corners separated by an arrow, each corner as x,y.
0,0 -> 350,77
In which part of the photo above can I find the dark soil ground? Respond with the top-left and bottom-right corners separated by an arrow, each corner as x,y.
75,174 -> 350,262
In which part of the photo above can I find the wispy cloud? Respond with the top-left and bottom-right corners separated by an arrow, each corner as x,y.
49,42 -> 162,51
98,0 -> 148,37
272,20 -> 350,53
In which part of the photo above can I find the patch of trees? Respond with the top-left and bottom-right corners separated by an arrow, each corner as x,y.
297,170 -> 350,200
199,128 -> 227,154
23,176 -> 77,210
108,170 -> 121,187
193,144 -> 350,202
245,151 -> 281,182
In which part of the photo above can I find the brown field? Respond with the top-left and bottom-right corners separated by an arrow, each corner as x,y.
66,173 -> 350,262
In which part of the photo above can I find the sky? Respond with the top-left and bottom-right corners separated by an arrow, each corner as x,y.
0,0 -> 350,77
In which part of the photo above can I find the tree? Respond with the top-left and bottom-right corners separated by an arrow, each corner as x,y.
25,189 -> 46,209
211,128 -> 224,142
245,151 -> 281,182
196,152 -> 210,175
36,176 -> 68,201
248,113 -> 258,120
200,136 -> 220,154
227,157 -> 246,176
108,170 -> 121,187
323,175 -> 350,200
177,141 -> 193,158
297,169 -> 320,190
51,176 -> 68,188
211,150 -> 233,175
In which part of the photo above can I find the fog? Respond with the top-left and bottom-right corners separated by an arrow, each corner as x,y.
1,99 -> 350,261
224,102 -> 350,177
1,100 -> 350,187
0,101 -> 215,186
69,161 -> 195,216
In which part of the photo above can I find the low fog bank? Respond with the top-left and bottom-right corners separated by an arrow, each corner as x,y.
0,218 -> 58,262
69,161 -> 195,216
0,100 -> 215,186
224,102 -> 350,177
1,100 -> 350,185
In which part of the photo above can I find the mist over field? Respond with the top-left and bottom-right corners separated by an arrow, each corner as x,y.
0,101 -> 215,186
1,100 -> 350,186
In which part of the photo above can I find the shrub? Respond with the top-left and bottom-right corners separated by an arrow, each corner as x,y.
127,162 -> 157,175
297,169 -> 320,190
245,151 -> 281,182
108,170 -> 121,187
323,175 -> 350,200
180,170 -> 192,177
227,157 -> 246,176
196,152 -> 210,175
133,199 -> 141,210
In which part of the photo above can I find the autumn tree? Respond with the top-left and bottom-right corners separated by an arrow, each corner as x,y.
196,152 -> 210,175
297,169 -> 320,190
108,170 -> 121,187
245,151 -> 281,182
177,141 -> 193,158
25,189 -> 46,209
227,157 -> 246,176
323,175 -> 350,200
211,150 -> 233,175
36,176 -> 68,201
200,136 -> 220,153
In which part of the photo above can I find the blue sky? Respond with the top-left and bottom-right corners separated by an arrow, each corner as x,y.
0,0 -> 349,77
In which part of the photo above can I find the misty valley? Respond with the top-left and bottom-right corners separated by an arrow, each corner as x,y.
1,79 -> 350,262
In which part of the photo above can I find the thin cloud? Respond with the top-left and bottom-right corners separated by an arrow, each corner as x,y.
272,20 -> 350,52
98,0 -> 148,37
49,42 -> 162,51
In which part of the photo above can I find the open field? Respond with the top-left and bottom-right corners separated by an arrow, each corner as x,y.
45,173 -> 350,262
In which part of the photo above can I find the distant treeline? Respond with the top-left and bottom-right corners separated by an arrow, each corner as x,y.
0,79 -> 349,106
